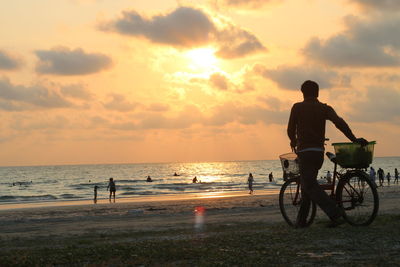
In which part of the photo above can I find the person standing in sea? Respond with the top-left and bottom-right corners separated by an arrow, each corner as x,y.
268,172 -> 274,182
248,173 -> 254,194
386,172 -> 391,186
378,168 -> 384,187
395,168 -> 399,184
107,177 -> 116,202
94,185 -> 99,203
369,167 -> 376,184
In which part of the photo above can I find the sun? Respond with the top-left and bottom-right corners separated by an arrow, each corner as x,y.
185,47 -> 219,71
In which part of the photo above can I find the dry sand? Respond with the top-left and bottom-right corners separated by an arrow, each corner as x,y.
0,186 -> 399,240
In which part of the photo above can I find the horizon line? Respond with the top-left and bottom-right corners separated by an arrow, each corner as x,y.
0,155 -> 399,168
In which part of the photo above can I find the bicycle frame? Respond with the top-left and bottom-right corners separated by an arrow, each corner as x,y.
279,147 -> 379,227
320,153 -> 339,198
324,152 -> 373,207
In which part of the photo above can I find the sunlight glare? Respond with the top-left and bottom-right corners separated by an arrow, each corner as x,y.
185,48 -> 218,70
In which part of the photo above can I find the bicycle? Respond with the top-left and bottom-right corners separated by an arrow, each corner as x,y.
279,141 -> 379,227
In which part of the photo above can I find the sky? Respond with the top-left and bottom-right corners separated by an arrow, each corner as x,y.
0,0 -> 399,166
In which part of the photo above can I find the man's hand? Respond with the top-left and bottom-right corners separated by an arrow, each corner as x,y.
290,141 -> 297,153
354,137 -> 369,147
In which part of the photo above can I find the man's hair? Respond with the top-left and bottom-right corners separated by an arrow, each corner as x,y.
301,80 -> 319,97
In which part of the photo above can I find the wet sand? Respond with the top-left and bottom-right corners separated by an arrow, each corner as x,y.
1,185 -> 399,240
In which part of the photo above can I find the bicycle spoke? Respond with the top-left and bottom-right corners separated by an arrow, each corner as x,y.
338,173 -> 379,226
279,178 -> 316,227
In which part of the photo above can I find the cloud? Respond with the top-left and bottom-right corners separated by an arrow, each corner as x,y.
258,96 -> 291,111
190,71 -> 256,93
373,73 -> 400,83
0,50 -> 21,70
103,7 -> 215,48
349,0 -> 400,11
349,86 -> 400,122
10,115 -> 70,131
60,84 -> 92,100
110,100 -> 289,132
102,6 -> 266,59
216,0 -> 281,9
103,94 -> 138,112
146,103 -> 170,112
0,78 -> 93,111
210,73 -> 229,90
35,47 -> 112,75
206,102 -> 287,126
215,25 -> 266,59
303,15 -> 400,67
254,64 -> 341,90
0,78 -> 74,111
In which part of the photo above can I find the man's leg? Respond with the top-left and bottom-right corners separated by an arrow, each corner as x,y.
298,151 -> 342,221
296,187 -> 311,227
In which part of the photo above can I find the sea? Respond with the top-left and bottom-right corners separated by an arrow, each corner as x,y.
0,157 -> 399,205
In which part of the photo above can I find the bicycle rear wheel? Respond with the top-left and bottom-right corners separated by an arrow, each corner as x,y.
337,171 -> 379,226
279,177 -> 316,227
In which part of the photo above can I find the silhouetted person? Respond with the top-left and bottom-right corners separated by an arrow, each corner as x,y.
395,168 -> 399,184
146,176 -> 153,182
107,177 -> 116,202
94,185 -> 99,203
369,167 -> 376,184
269,172 -> 274,182
378,168 -> 384,186
386,172 -> 391,186
192,176 -> 198,183
287,80 -> 368,227
326,171 -> 332,184
248,173 -> 254,194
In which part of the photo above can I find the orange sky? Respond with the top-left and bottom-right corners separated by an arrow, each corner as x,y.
0,0 -> 399,166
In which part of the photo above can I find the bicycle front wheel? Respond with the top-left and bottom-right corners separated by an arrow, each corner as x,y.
279,177 -> 316,227
337,171 -> 379,226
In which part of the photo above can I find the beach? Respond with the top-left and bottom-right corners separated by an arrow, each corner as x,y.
1,185 -> 400,265
0,189 -> 282,239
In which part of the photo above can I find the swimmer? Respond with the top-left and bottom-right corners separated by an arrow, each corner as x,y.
107,177 -> 116,202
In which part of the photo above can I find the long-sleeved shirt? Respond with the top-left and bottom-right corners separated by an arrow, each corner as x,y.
287,97 -> 356,151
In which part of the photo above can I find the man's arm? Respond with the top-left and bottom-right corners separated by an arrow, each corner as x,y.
326,105 -> 357,141
287,105 -> 297,150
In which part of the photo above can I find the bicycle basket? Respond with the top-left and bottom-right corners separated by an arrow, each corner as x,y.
279,153 -> 300,179
332,141 -> 376,168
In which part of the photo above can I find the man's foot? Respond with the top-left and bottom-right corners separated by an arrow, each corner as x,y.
295,216 -> 309,229
327,212 -> 346,228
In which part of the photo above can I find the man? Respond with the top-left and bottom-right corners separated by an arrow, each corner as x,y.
377,168 -> 384,187
369,167 -> 376,184
326,171 -> 332,184
287,80 -> 368,227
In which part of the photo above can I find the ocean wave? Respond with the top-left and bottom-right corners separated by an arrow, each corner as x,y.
120,191 -> 162,196
34,179 -> 59,184
0,194 -> 58,202
121,186 -> 140,191
60,194 -> 82,199
69,183 -> 103,190
117,179 -> 144,183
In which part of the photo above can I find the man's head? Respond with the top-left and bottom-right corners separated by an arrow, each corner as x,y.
301,80 -> 319,98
